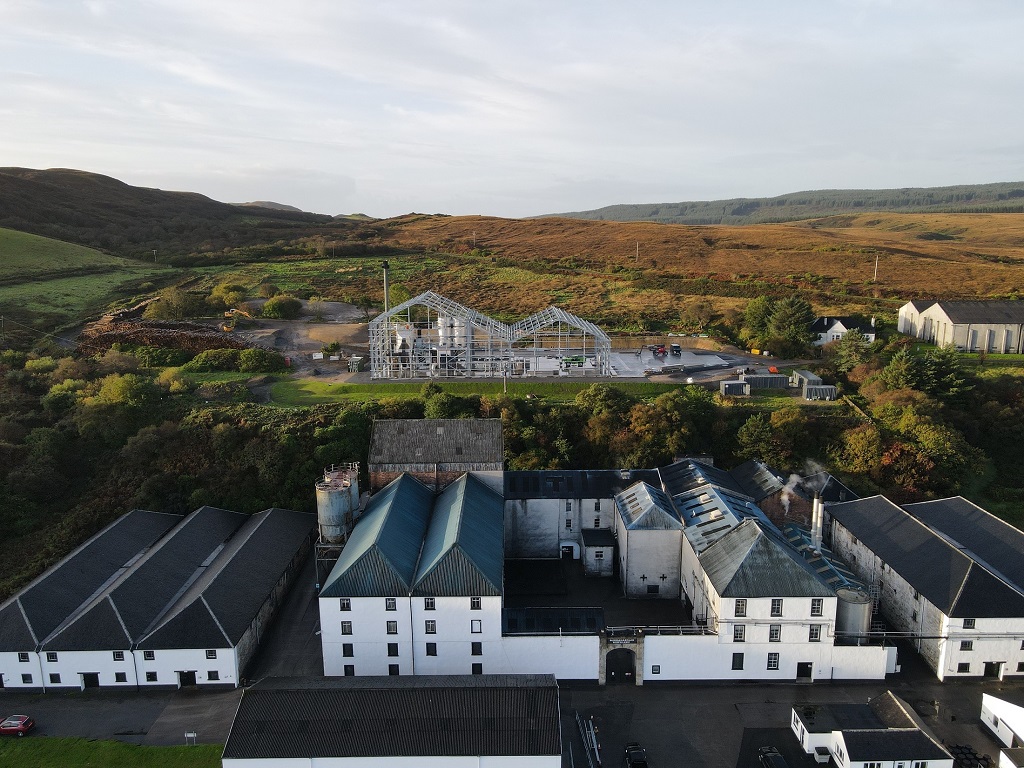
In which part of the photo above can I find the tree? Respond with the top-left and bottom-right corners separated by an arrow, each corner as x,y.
208,282 -> 247,310
389,284 -> 413,308
143,288 -> 206,320
261,295 -> 303,319
742,296 -> 775,341
258,283 -> 280,298
767,296 -> 815,346
830,331 -> 870,373
879,348 -> 922,391
682,298 -> 716,332
920,345 -> 973,402
736,413 -> 774,463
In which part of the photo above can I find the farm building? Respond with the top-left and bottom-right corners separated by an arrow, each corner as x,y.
0,506 -> 314,691
897,300 -> 1024,353
368,290 -> 612,379
367,418 -> 504,492
221,675 -> 562,767
811,316 -> 876,346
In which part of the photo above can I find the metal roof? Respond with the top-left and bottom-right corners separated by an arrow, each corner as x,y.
829,496 -> 1024,617
615,482 -> 683,530
674,482 -> 764,554
930,300 -> 1024,325
222,675 -> 561,760
504,469 -> 660,500
730,460 -> 787,502
699,519 -> 833,598
368,419 -> 504,466
841,729 -> 950,762
321,474 -> 435,598
801,472 -> 859,504
581,528 -> 616,547
659,459 -> 745,497
413,473 -> 504,597
503,607 -> 604,635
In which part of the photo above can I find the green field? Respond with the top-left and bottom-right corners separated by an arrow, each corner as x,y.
0,738 -> 221,768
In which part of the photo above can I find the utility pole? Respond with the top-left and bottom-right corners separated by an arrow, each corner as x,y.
382,260 -> 390,313
873,254 -> 879,282
636,241 -> 639,263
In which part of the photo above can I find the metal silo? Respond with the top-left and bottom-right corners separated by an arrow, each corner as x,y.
835,586 -> 873,644
315,463 -> 360,544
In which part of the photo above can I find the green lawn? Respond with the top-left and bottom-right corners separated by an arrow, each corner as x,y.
0,738 -> 221,768
0,227 -> 132,277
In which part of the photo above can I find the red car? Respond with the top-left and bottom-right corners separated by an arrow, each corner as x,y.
0,714 -> 35,736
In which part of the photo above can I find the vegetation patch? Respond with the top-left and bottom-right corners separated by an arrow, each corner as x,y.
0,737 -> 222,768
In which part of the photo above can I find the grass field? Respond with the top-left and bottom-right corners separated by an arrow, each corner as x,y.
0,738 -> 221,768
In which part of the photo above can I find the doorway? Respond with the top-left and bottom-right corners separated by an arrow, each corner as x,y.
796,662 -> 813,680
984,662 -> 1004,679
178,670 -> 197,687
81,672 -> 100,689
606,648 -> 636,684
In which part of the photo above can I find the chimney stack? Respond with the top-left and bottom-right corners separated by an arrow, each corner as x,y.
811,495 -> 824,551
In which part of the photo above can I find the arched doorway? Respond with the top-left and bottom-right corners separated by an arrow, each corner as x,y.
606,648 -> 636,684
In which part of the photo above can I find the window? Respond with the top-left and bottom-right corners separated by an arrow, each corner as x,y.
22,674 -> 32,684
960,640 -> 973,651
471,619 -> 482,633
809,624 -> 822,643
734,599 -> 747,618
46,652 -> 58,662
343,643 -> 354,657
866,763 -> 882,768
472,663 -> 483,675
472,642 -> 482,656
565,500 -> 571,512
771,599 -> 783,617
912,610 -> 918,621
18,652 -> 29,663
769,624 -> 781,643
144,650 -> 155,660
344,664 -> 354,676
425,620 -> 437,634
386,621 -> 398,634
1017,662 -> 1024,672
113,651 -> 125,661
595,550 -> 604,560
594,500 -> 601,512
651,665 -> 661,675
208,671 -> 220,681
733,625 -> 746,643
49,673 -> 61,684
115,672 -> 127,683
471,597 -> 481,610
206,649 -> 217,659
913,590 -> 920,601
341,621 -> 353,635
913,762 -> 929,768
647,584 -> 660,595
146,672 -> 158,682
565,518 -> 572,529
957,663 -> 970,674
732,652 -> 744,670
963,618 -> 976,629
339,598 -> 351,611
388,664 -> 399,676
385,598 -> 397,611
1021,641 -> 1024,651
426,643 -> 437,656
767,653 -> 780,670
425,597 -> 435,611
810,598 -> 823,617
594,517 -> 601,528
387,643 -> 399,657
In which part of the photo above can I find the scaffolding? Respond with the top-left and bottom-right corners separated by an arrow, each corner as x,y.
369,291 -> 612,379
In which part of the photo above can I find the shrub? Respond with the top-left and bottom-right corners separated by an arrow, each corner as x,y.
262,295 -> 303,319
181,348 -> 242,372
259,283 -> 281,298
123,345 -> 194,367
238,348 -> 287,373
24,356 -> 58,373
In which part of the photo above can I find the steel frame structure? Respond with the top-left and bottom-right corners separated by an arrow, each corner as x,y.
369,291 -> 612,379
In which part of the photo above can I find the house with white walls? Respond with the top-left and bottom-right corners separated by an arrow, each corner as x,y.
897,300 -> 1024,352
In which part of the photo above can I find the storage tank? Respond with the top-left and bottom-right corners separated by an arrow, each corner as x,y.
315,463 -> 360,544
835,586 -> 873,643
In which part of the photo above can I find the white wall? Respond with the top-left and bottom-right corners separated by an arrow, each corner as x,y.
410,595 -> 501,676
620,529 -> 681,599
39,649 -> 136,689
583,546 -> 614,577
321,596 -> 414,677
496,635 -> 599,680
982,694 -> 1024,748
0,651 -> 42,689
135,647 -> 237,687
224,754 -> 560,767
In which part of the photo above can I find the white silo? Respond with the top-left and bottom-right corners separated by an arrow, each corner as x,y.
315,462 -> 360,544
835,586 -> 873,645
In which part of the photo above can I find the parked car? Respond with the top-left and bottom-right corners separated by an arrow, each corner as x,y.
0,715 -> 35,737
670,343 -> 682,356
758,746 -> 789,768
624,741 -> 649,767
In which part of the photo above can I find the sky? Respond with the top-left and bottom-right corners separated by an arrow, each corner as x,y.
2,1 -> 1024,218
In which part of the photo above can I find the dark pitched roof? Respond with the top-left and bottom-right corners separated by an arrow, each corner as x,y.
136,599 -> 228,650
841,729 -> 950,762
582,528 -> 616,547
10,509 -> 180,646
699,519 -> 833,598
222,675 -> 561,760
730,460 -> 787,502
801,472 -> 859,504
615,482 -> 682,530
810,316 -> 871,334
368,419 -> 503,465
0,602 -> 38,652
829,496 -> 1024,617
903,496 -> 1024,594
413,474 -> 504,597
504,469 -> 659,500
905,300 -> 935,313
320,474 -> 435,598
932,300 -> 1024,325
659,459 -> 745,497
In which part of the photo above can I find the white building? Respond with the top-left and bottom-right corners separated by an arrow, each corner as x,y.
828,495 -> 1024,681
221,675 -> 562,768
897,300 -> 1024,353
0,506 -> 314,691
810,316 -> 876,347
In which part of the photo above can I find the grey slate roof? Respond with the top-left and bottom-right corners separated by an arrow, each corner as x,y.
0,602 -> 36,652
903,496 -> 1024,595
801,472 -> 859,504
829,496 -> 1024,618
810,316 -> 871,334
659,459 -> 745,497
321,474 -> 435,598
413,473 -> 504,597
730,460 -> 787,502
615,482 -> 682,530
932,300 -> 1024,325
699,519 -> 833,598
504,469 -> 660,500
582,528 -> 616,547
6,509 -> 180,649
368,419 -> 503,465
139,508 -> 315,649
842,729 -> 950,762
222,675 -> 561,760
906,300 -> 935,313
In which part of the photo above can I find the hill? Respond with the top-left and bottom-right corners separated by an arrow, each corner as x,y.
235,200 -> 305,212
0,167 -> 337,258
543,182 -> 1024,225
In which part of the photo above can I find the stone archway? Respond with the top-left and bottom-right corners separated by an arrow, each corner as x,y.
606,648 -> 636,685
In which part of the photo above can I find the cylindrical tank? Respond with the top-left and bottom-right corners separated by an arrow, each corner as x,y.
315,463 -> 360,544
835,586 -> 872,643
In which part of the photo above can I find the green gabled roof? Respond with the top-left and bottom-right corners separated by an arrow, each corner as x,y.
413,474 -> 504,597
321,474 -> 434,598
